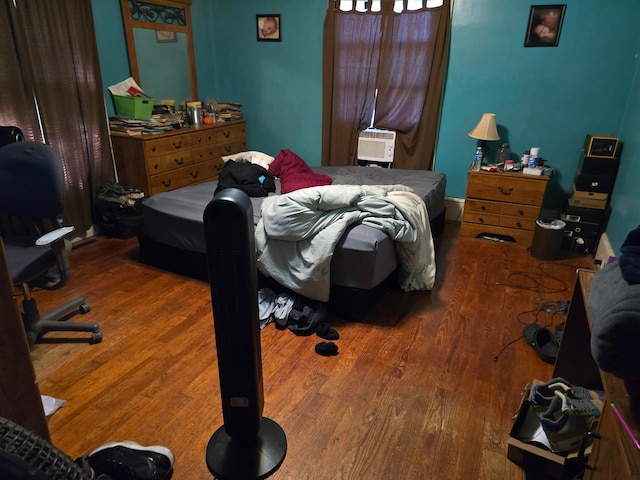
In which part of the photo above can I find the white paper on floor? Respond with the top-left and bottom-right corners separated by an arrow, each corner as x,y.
41,395 -> 66,416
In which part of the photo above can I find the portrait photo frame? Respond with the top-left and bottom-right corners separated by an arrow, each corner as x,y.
256,14 -> 281,42
156,30 -> 177,43
524,4 -> 566,47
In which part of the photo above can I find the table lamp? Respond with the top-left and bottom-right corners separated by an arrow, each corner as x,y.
468,113 -> 500,163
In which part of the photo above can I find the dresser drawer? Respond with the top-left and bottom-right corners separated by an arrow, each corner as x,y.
211,124 -> 246,144
144,134 -> 192,157
462,210 -> 500,226
501,203 -> 541,219
467,172 -> 547,205
147,150 -> 195,174
464,198 -> 502,215
499,215 -> 537,231
150,159 -> 221,195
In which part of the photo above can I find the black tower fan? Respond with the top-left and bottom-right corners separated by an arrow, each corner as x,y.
203,188 -> 287,480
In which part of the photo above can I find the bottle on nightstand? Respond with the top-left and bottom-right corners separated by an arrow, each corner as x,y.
471,146 -> 483,171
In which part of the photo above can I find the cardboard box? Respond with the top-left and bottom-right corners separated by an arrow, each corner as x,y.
507,381 -> 591,479
569,186 -> 608,209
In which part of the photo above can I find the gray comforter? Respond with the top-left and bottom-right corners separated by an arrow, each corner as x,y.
255,184 -> 436,301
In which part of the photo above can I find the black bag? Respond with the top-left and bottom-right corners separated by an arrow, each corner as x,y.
96,182 -> 145,239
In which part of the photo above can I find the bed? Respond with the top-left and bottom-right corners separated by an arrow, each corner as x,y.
138,159 -> 446,320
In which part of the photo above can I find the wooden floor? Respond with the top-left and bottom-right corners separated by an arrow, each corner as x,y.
29,222 -> 596,479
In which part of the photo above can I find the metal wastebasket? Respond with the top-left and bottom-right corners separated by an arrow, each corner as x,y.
530,218 -> 566,261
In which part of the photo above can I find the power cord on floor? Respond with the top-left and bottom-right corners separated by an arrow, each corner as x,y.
494,262 -> 587,294
493,298 -> 570,362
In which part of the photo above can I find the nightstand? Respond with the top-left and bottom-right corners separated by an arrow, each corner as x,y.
460,170 -> 549,246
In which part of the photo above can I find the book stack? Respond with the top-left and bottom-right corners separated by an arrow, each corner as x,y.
109,113 -> 183,136
561,133 -> 621,254
215,102 -> 243,122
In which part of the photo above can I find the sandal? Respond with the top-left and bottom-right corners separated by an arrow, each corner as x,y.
523,322 -> 559,365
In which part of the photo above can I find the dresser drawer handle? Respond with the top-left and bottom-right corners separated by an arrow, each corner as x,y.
151,146 -> 157,152
516,221 -> 522,228
498,186 -> 513,195
478,217 -> 485,224
174,157 -> 184,165
223,145 -> 232,153
518,209 -> 524,215
480,205 -> 486,211
153,163 -> 159,170
173,140 -> 182,149
196,137 -> 203,143
190,170 -> 199,179
162,179 -> 172,187
223,131 -> 231,138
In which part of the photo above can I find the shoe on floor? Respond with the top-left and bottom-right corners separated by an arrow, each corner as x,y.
539,390 -> 603,453
87,441 -> 174,480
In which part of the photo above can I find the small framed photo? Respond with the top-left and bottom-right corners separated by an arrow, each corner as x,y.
257,14 -> 281,42
156,30 -> 177,43
524,4 -> 566,47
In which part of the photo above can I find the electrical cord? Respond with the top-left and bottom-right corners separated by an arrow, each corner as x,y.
494,262 -> 588,294
493,298 -> 570,362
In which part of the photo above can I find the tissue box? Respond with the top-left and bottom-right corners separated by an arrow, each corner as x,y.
113,95 -> 154,120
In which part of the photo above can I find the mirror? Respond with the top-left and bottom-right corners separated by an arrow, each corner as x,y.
120,0 -> 198,105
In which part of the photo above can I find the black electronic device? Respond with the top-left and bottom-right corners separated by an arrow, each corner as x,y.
203,187 -> 286,480
574,171 -> 616,194
0,126 -> 24,149
578,152 -> 620,177
583,133 -> 619,158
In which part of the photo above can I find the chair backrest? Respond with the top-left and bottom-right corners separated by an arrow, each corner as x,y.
0,141 -> 65,220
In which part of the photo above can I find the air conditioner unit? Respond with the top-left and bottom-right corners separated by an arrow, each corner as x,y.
357,129 -> 396,164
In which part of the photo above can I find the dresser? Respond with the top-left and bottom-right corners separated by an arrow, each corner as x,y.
111,120 -> 246,196
461,170 -> 549,246
555,270 -> 640,479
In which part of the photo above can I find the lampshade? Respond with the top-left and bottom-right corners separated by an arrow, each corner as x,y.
468,113 -> 500,141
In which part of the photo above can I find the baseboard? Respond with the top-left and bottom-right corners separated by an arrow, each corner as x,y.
445,197 -> 464,222
595,232 -> 615,268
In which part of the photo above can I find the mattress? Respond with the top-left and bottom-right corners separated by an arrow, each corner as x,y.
142,166 -> 446,290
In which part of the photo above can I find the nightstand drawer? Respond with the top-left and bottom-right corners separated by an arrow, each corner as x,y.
462,210 -> 500,226
464,199 -> 502,215
499,215 -> 537,230
467,172 -> 547,205
501,203 -> 541,219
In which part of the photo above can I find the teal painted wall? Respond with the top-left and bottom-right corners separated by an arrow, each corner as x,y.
91,0 -> 640,254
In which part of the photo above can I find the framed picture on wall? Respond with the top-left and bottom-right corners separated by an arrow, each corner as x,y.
156,30 -> 177,43
524,4 -> 566,47
257,14 -> 281,42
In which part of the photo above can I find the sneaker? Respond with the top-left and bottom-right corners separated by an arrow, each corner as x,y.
87,441 -> 174,480
531,377 -> 603,411
539,390 -> 603,453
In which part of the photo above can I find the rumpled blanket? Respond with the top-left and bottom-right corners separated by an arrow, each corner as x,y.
588,260 -> 640,379
255,184 -> 436,302
268,149 -> 333,193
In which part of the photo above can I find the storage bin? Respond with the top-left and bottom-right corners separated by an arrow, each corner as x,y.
113,95 -> 154,120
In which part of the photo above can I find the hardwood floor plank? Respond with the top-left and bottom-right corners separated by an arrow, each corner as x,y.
22,222 -> 595,478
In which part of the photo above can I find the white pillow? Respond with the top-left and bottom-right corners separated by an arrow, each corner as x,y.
221,151 -> 275,170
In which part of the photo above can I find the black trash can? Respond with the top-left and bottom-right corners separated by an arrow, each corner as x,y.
531,218 -> 566,261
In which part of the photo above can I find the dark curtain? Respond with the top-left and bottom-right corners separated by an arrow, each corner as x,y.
0,0 -> 115,233
322,0 -> 451,170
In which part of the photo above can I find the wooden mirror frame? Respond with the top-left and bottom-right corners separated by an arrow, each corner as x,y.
120,0 -> 198,101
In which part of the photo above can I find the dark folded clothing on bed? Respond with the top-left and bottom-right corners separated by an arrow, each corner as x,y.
215,160 -> 276,197
619,225 -> 640,284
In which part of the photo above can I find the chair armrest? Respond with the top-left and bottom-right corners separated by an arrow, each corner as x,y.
35,226 -> 75,246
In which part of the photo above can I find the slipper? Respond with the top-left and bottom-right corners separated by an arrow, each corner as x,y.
315,341 -> 338,356
316,323 -> 339,341
522,322 -> 558,365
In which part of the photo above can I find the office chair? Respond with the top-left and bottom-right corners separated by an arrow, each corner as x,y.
0,141 -> 102,348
